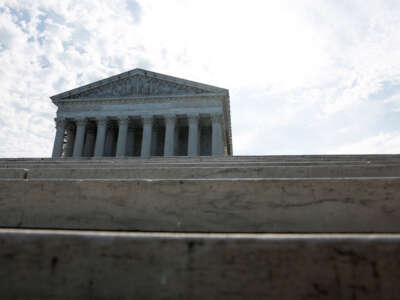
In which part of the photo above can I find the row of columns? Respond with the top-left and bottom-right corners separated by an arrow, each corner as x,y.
52,114 -> 225,158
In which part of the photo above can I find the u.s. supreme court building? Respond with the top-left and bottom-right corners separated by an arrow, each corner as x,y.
51,68 -> 233,158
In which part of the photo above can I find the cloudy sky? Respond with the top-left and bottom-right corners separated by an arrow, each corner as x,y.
1,0 -> 400,157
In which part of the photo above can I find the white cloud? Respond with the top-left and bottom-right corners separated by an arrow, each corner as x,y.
0,0 -> 400,157
329,132 -> 400,154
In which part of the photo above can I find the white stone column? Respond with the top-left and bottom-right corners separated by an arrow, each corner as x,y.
94,118 -> 107,157
188,114 -> 199,156
141,116 -> 153,158
64,124 -> 75,157
72,118 -> 87,157
52,118 -> 66,158
211,114 -> 224,156
116,117 -> 129,157
163,115 -> 176,156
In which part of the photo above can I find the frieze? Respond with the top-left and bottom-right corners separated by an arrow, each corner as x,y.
56,95 -> 224,112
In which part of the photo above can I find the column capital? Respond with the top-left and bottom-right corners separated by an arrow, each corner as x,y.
96,117 -> 108,126
54,118 -> 66,129
117,116 -> 130,125
187,113 -> 199,121
74,117 -> 87,126
142,115 -> 153,125
164,114 -> 176,125
211,113 -> 223,123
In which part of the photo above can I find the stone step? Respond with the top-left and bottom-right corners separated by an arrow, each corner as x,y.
2,154 -> 400,166
4,161 -> 399,170
1,155 -> 400,170
2,153 -> 400,162
2,158 -> 400,169
0,168 -> 26,179
2,164 -> 400,179
1,178 -> 399,232
0,228 -> 398,300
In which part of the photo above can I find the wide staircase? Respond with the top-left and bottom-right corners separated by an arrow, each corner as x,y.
0,155 -> 399,299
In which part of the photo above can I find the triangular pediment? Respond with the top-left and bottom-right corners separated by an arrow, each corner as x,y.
51,69 -> 226,100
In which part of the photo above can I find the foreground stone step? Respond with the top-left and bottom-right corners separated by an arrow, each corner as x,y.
0,229 -> 398,300
1,178 -> 399,232
0,164 -> 397,179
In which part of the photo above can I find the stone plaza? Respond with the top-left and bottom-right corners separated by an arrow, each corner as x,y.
51,68 -> 232,158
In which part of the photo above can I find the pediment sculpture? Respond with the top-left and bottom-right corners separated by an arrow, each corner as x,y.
62,74 -> 211,99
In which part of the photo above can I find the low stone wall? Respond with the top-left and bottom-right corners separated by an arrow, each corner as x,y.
1,178 -> 399,232
0,229 -> 398,300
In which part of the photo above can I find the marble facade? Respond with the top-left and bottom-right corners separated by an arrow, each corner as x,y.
51,69 -> 233,158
